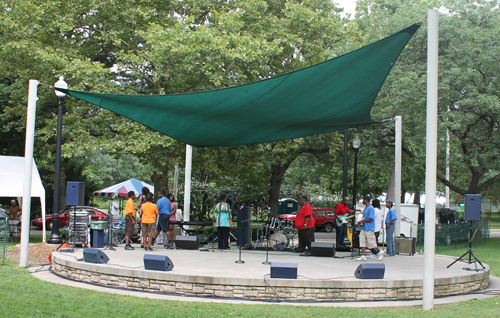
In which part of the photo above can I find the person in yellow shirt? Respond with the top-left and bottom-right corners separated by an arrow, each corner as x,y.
124,191 -> 136,250
140,192 -> 158,251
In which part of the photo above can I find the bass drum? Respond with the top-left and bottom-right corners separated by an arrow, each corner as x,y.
270,232 -> 289,251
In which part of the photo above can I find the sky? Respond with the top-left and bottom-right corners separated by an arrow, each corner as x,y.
334,0 -> 358,16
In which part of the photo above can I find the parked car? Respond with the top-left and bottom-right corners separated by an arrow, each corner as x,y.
31,206 -> 109,230
278,207 -> 336,232
417,208 -> 470,245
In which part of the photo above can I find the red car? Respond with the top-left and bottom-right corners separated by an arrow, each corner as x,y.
278,207 -> 337,232
31,206 -> 109,230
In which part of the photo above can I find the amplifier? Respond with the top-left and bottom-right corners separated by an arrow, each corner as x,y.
395,237 -> 416,255
310,242 -> 335,257
175,235 -> 199,249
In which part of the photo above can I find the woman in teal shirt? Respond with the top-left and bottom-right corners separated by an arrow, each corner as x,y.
214,194 -> 232,249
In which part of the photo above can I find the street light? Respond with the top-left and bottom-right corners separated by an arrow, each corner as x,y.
47,77 -> 67,244
352,135 -> 361,230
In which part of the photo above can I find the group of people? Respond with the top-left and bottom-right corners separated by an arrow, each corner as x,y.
356,195 -> 397,260
123,187 -> 177,251
293,195 -> 397,259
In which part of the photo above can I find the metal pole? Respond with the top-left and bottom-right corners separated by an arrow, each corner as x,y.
20,79 -> 38,267
445,125 -> 450,209
173,164 -> 179,201
352,148 -> 359,230
343,129 -> 348,198
47,96 -> 64,244
394,116 -> 402,236
423,9 -> 439,311
183,145 -> 192,224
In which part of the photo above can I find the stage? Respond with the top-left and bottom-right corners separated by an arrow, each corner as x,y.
50,241 -> 490,302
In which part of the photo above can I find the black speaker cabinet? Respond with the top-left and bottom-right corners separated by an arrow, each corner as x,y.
311,242 -> 335,257
270,262 -> 298,279
354,263 -> 385,279
464,194 -> 481,221
237,206 -> 251,247
67,181 -> 85,206
83,248 -> 109,264
175,235 -> 199,249
144,254 -> 174,271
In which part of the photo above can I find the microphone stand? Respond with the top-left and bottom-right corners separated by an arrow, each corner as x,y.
236,217 -> 251,264
262,224 -> 271,265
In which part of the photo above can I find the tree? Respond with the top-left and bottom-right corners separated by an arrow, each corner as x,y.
354,0 -> 500,203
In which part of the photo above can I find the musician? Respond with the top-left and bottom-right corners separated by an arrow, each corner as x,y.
334,197 -> 357,245
214,194 -> 232,250
124,191 -> 136,250
356,195 -> 384,261
296,196 -> 315,256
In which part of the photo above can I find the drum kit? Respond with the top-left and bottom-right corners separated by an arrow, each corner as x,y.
258,217 -> 298,251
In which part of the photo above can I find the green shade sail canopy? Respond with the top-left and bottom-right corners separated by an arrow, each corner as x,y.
59,23 -> 420,147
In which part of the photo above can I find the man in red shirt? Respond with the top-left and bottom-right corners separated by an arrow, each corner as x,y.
334,197 -> 357,246
295,196 -> 315,256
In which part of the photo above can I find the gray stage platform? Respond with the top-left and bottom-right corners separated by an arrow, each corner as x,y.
50,242 -> 490,302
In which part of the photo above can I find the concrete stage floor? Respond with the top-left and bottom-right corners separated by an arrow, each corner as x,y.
50,242 -> 491,303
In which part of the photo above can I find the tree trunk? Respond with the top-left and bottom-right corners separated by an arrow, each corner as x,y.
268,162 -> 292,217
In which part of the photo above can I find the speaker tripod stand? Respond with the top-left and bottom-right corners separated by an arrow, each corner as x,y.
447,221 -> 485,272
56,206 -> 90,253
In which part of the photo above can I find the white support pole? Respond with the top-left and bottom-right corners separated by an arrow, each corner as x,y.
174,164 -> 179,201
183,145 -> 193,225
394,116 -> 402,236
423,9 -> 439,311
20,79 -> 39,267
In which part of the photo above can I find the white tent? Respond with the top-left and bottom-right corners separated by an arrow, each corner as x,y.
0,155 -> 46,242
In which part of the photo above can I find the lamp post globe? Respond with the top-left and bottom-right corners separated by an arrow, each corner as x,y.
47,76 -> 67,244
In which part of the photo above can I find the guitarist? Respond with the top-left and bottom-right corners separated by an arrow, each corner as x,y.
334,197 -> 359,246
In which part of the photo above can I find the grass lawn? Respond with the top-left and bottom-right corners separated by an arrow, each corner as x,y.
1,239 -> 499,317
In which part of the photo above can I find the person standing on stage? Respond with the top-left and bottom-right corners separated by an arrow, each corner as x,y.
214,193 -> 232,250
372,199 -> 383,243
334,197 -> 357,245
154,190 -> 172,248
167,194 -> 177,249
124,191 -> 136,250
385,200 -> 397,256
295,196 -> 315,256
356,195 -> 384,261
140,192 -> 158,251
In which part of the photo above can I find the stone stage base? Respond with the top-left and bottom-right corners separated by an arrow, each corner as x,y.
51,246 -> 489,302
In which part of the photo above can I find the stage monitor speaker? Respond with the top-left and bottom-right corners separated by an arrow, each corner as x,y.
354,263 -> 385,279
175,235 -> 199,249
67,181 -> 85,206
144,254 -> 174,271
220,190 -> 234,208
270,262 -> 298,279
311,242 -> 335,257
464,194 -> 481,221
83,248 -> 109,264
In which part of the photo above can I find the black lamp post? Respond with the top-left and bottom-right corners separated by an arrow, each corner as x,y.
47,77 -> 67,244
351,135 -> 360,229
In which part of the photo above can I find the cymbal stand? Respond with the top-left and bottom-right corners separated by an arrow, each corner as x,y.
262,224 -> 271,265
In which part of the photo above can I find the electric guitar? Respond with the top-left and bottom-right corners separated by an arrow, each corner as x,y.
335,212 -> 361,227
